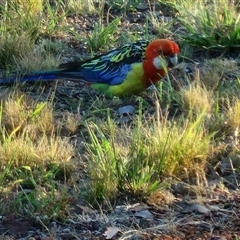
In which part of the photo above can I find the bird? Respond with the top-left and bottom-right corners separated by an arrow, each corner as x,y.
0,39 -> 180,97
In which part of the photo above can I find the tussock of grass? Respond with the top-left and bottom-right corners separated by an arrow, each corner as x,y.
180,82 -> 214,115
0,91 -> 73,164
17,0 -> 43,16
0,135 -> 72,167
1,91 -> 54,135
85,101 -> 214,204
85,17 -> 121,52
18,51 -> 59,74
0,38 -> 60,76
18,184 -> 71,221
0,90 -> 74,219
179,62 -> 240,136
0,34 -> 60,77
177,0 -> 240,49
0,0 -> 66,75
2,177 -> 71,221
66,0 -> 96,14
1,1 -> 42,37
0,33 -> 34,72
61,111 -> 81,134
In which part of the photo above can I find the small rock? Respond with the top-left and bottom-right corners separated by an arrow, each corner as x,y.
136,3 -> 149,11
117,105 -> 135,115
134,210 -> 153,219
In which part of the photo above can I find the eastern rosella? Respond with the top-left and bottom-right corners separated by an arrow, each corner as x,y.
0,39 -> 180,97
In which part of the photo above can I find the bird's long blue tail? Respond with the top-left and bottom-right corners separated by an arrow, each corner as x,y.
0,71 -> 59,84
0,61 -> 89,84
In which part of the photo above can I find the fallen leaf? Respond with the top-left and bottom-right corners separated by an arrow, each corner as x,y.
103,226 -> 120,239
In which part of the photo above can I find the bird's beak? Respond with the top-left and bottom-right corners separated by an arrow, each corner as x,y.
168,54 -> 178,68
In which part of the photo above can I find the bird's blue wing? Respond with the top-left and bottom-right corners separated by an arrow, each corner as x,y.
59,40 -> 150,85
80,58 -> 133,85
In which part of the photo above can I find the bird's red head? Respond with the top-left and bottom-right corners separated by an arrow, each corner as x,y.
143,39 -> 180,86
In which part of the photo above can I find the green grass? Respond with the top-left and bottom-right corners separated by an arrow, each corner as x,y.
0,0 -> 239,224
176,0 -> 240,49
84,97 -> 214,204
0,0 -> 65,75
85,17 -> 122,53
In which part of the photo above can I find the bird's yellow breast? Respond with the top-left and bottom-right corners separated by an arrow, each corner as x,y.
106,63 -> 146,97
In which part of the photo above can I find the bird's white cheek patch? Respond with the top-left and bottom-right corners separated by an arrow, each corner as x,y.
153,57 -> 167,70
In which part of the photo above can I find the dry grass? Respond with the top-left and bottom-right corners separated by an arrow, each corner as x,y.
0,89 -> 74,219
226,98 -> 240,133
66,0 -> 96,14
181,82 -> 214,115
17,0 -> 43,15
